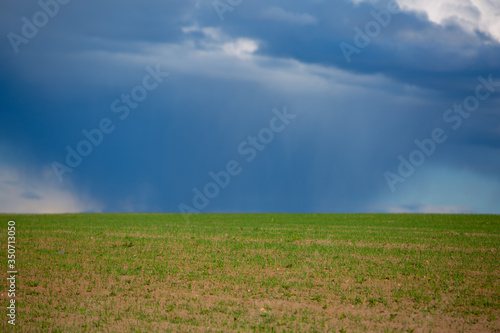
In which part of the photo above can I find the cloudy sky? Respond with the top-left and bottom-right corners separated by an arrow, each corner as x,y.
1,0 -> 499,214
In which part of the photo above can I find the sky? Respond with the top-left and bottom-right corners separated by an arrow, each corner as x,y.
1,0 -> 499,214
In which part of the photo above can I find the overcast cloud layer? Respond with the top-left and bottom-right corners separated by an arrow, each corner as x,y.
1,0 -> 499,214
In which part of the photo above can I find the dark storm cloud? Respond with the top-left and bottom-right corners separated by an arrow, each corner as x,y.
203,0 -> 500,93
0,0 -> 499,213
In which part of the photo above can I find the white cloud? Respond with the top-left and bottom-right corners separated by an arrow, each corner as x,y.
261,7 -> 318,26
368,0 -> 500,43
180,26 -> 259,58
181,25 -> 200,34
0,165 -> 102,214
350,0 -> 500,42
222,39 -> 259,58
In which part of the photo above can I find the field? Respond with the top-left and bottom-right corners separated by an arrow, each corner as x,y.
1,213 -> 499,332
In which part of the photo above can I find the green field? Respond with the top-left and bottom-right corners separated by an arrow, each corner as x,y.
1,214 -> 499,332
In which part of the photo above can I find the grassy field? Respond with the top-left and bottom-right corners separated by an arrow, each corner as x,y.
1,213 -> 499,332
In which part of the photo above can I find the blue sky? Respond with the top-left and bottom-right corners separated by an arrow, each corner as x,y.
1,0 -> 499,214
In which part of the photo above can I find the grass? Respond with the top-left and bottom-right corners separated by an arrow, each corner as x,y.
1,213 -> 499,332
